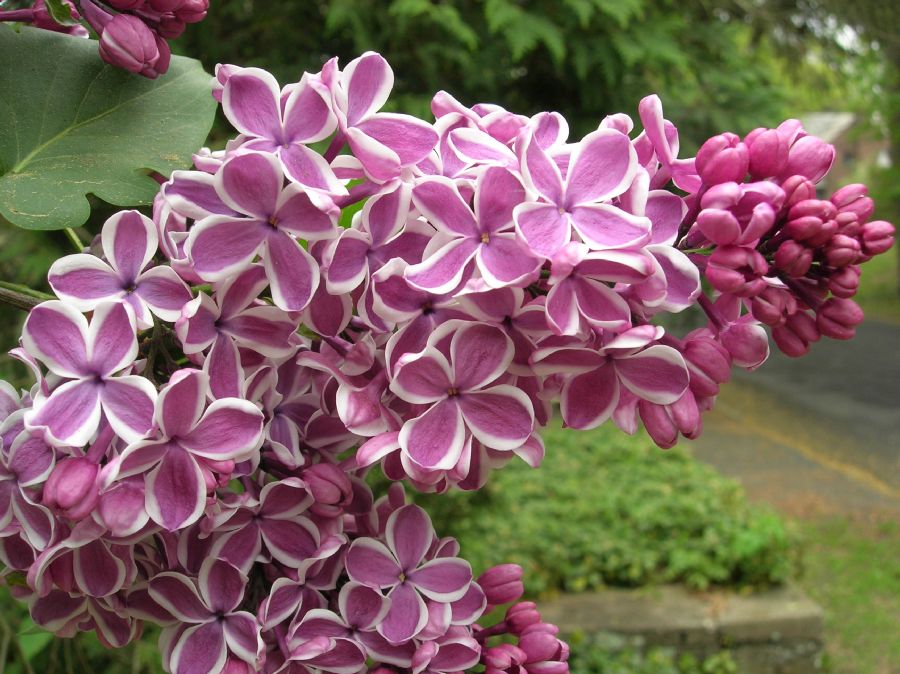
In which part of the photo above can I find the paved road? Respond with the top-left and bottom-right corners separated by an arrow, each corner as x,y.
690,320 -> 900,519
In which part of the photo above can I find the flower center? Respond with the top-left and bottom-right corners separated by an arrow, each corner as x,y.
480,232 -> 490,244
446,387 -> 459,397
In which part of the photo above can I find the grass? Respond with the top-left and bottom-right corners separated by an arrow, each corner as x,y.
796,517 -> 900,674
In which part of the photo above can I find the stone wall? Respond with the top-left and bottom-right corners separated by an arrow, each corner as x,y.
540,585 -> 824,673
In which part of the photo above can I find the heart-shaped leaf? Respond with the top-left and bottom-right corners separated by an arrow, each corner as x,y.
0,25 -> 216,230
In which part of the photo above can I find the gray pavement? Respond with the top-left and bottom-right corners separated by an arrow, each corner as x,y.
689,320 -> 900,519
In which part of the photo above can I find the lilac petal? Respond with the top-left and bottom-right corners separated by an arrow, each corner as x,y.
101,376 -> 157,443
12,494 -> 54,550
574,277 -> 632,331
365,183 -> 412,245
217,152 -> 282,218
293,609 -> 350,639
346,538 -> 402,587
520,134 -> 564,204
176,295 -> 220,354
88,301 -> 138,376
145,445 -> 206,530
576,250 -> 654,283
30,591 -> 87,632
105,439 -> 168,482
164,170 -> 236,220
28,380 -> 101,447
88,600 -> 137,648
513,202 -> 569,258
306,637 -> 367,674
205,334 -> 243,400
323,230 -> 370,294
650,246 -> 701,311
544,281 -> 580,336
357,114 -> 438,167
565,129 -> 636,206
209,523 -> 261,574
275,183 -> 338,239
408,557 -> 472,602
356,431 -> 401,467
258,578 -> 304,630
386,504 -> 433,572
102,210 -> 157,283
450,582 -> 487,625
475,234 -> 541,288
450,128 -> 517,169
403,237 -> 478,294
450,323 -> 512,391
260,517 -> 319,567
379,583 -> 428,644
301,284 -> 351,337
199,558 -> 245,614
22,301 -> 89,378
137,266 -> 192,322
344,51 -> 393,126
346,126 -> 401,182
171,621 -> 227,674
48,254 -> 122,309
475,167 -> 525,233
225,306 -> 296,357
96,477 -> 148,538
187,217 -> 267,282
150,572 -> 211,622
263,231 -> 320,311
158,369 -> 207,438
529,345 -> 607,376
181,399 -> 263,460
561,364 -> 620,430
8,432 -> 55,486
399,399 -> 466,471
74,539 -> 126,597
390,347 -> 453,404
412,177 -> 478,237
279,144 -> 346,195
569,204 -> 650,249
339,582 -> 390,630
615,346 -> 689,404
646,190 -> 687,246
459,387 -> 534,451
223,612 -> 261,666
259,477 -> 313,518
432,640 -> 481,671
222,68 -> 283,139
283,78 -> 335,143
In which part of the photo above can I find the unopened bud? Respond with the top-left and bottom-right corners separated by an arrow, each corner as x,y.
860,220 -> 895,257
43,457 -> 100,520
827,265 -> 861,299
98,15 -> 165,77
682,336 -> 731,396
505,602 -> 541,634
774,240 -> 813,277
745,128 -> 789,178
816,298 -> 863,340
696,133 -> 749,185
823,234 -> 860,268
478,564 -> 525,606
705,245 -> 768,297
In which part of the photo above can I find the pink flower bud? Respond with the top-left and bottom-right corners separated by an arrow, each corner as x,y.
506,602 -> 541,634
683,336 -> 731,396
518,630 -> 562,663
483,644 -> 526,669
696,133 -> 749,185
749,286 -> 796,326
639,393 -> 701,449
31,0 -> 89,35
478,564 -> 525,606
706,245 -> 768,297
774,240 -> 813,277
860,220 -> 895,256
720,321 -> 770,369
816,298 -> 863,340
302,463 -> 353,516
157,15 -> 186,39
43,457 -> 100,520
827,265 -> 861,299
176,0 -> 208,23
148,0 -> 183,11
98,15 -> 163,76
772,311 -> 819,357
781,134 -> 835,183
830,183 -> 867,210
781,176 -> 817,209
745,128 -> 789,178
106,0 -> 145,9
141,34 -> 171,79
823,234 -> 861,268
696,209 -> 741,246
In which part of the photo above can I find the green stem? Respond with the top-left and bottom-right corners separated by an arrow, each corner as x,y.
0,281 -> 53,311
64,227 -> 85,251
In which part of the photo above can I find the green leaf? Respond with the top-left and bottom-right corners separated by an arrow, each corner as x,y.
44,0 -> 80,26
0,25 -> 216,230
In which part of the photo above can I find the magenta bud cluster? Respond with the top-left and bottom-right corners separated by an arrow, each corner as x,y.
0,50 -> 892,674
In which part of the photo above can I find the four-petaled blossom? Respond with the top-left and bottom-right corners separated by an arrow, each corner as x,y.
49,210 -> 192,329
23,301 -> 156,446
346,505 -> 473,643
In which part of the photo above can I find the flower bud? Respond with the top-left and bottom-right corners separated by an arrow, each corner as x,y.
830,183 -> 867,210
106,0 -> 145,9
749,286 -> 796,326
483,644 -> 526,670
696,133 -> 749,185
31,0 -> 87,34
816,298 -> 863,340
823,234 -> 861,268
745,128 -> 789,178
780,176 -> 817,209
148,0 -> 183,10
157,15 -> 186,39
773,240 -> 813,277
518,630 -> 562,663
781,134 -> 835,183
705,245 -> 768,297
43,457 -> 100,520
827,265 -> 861,299
682,336 -> 731,396
696,209 -> 741,246
98,14 -> 162,76
860,220 -> 895,256
141,34 -> 171,79
720,321 -> 770,369
478,564 -> 525,606
505,602 -> 541,634
176,0 -> 208,23
302,463 -> 353,517
772,311 -> 819,357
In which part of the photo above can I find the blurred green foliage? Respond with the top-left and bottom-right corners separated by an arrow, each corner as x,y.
568,634 -> 738,674
413,421 -> 797,594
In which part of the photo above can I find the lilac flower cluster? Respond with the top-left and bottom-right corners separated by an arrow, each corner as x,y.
0,51 -> 893,673
0,0 -> 208,77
